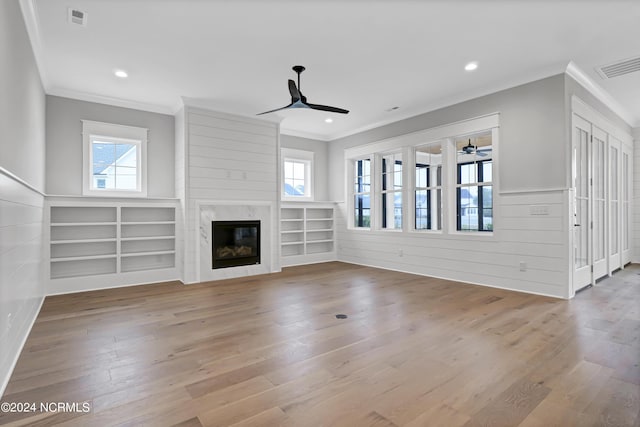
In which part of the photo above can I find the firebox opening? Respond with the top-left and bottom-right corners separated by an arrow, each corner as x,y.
212,220 -> 260,269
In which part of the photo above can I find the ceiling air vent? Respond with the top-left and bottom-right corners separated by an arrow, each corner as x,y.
596,56 -> 640,79
68,8 -> 87,26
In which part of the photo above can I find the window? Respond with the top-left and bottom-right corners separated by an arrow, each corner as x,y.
345,114 -> 498,235
282,148 -> 313,200
415,143 -> 442,230
380,153 -> 403,229
82,120 -> 147,197
354,158 -> 371,227
456,134 -> 492,231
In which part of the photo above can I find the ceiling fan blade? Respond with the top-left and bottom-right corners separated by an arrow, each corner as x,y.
307,103 -> 349,114
288,80 -> 301,102
476,151 -> 488,157
256,103 -> 294,115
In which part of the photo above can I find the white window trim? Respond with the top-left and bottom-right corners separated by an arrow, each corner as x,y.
281,148 -> 314,201
345,113 -> 499,237
378,151 -> 404,231
413,142 -> 444,233
82,120 -> 148,197
349,156 -> 373,230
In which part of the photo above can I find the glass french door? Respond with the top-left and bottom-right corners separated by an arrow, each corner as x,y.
592,127 -> 607,280
621,145 -> 632,264
609,139 -> 620,272
573,115 -> 591,290
572,116 -> 608,291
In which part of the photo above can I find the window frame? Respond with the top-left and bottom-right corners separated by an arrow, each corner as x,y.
345,114 -> 499,237
352,157 -> 372,229
414,142 -> 443,232
379,152 -> 403,231
82,120 -> 148,197
281,148 -> 314,201
456,158 -> 493,232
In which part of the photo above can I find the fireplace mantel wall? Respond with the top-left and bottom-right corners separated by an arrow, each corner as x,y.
176,106 -> 280,283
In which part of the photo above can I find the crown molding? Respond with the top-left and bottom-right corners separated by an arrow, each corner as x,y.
47,87 -> 175,115
19,0 -> 49,90
565,61 -> 636,128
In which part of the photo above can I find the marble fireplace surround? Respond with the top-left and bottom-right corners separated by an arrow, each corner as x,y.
195,201 -> 279,283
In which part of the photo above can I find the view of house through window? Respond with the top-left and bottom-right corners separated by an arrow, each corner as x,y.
91,138 -> 139,191
456,133 -> 493,231
415,143 -> 442,230
354,158 -> 371,227
381,153 -> 402,229
82,120 -> 147,197
283,159 -> 309,197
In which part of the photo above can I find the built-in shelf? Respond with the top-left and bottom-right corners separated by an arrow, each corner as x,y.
51,222 -> 118,226
120,235 -> 175,241
120,250 -> 176,258
50,254 -> 117,262
280,203 -> 336,267
49,203 -> 177,280
50,238 -> 117,244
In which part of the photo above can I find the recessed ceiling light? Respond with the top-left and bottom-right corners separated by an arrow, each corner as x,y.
465,62 -> 478,71
325,118 -> 333,123
114,70 -> 128,78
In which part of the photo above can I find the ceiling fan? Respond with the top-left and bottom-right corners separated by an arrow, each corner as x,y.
257,65 -> 349,116
458,139 -> 491,157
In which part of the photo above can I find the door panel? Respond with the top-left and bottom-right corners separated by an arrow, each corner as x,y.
592,127 -> 607,280
609,140 -> 620,272
573,115 -> 591,290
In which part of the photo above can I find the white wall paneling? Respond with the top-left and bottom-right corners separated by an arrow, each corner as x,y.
0,0 -> 47,398
176,106 -> 280,283
0,170 -> 45,398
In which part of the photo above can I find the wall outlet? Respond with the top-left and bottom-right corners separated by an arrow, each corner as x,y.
519,261 -> 527,272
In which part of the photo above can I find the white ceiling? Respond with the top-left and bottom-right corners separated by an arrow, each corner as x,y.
24,0 -> 640,140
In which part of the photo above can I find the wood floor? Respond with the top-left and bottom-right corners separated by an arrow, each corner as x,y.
1,262 -> 639,427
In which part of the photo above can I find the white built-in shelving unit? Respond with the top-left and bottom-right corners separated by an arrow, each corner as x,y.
47,200 -> 178,292
280,202 -> 336,267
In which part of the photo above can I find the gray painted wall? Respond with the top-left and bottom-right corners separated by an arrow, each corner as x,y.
46,96 -> 175,197
0,0 -> 46,191
329,74 -> 567,201
280,134 -> 329,201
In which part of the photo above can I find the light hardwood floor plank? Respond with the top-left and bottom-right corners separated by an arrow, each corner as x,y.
0,262 -> 638,426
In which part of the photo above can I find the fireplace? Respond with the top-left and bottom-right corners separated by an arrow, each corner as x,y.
212,220 -> 260,269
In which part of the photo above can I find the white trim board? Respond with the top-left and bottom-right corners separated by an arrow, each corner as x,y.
344,113 -> 500,159
566,62 -> 636,128
571,96 -> 633,146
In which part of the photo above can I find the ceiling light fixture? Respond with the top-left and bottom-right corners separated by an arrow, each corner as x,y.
325,118 -> 333,123
114,70 -> 128,78
465,62 -> 478,71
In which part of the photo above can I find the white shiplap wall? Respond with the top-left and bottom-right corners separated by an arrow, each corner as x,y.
336,189 -> 571,298
0,171 -> 45,396
179,107 -> 279,283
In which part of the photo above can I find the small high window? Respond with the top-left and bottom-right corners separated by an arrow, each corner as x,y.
82,120 -> 147,197
281,148 -> 313,200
